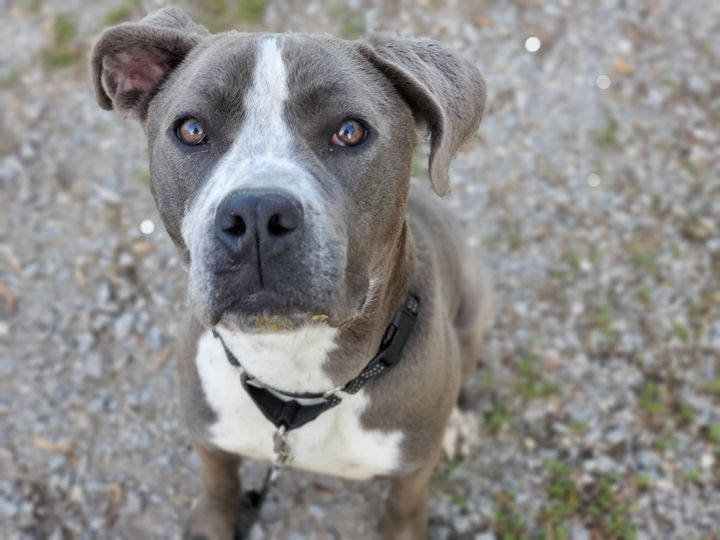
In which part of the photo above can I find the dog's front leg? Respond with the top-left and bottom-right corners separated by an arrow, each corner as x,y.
379,461 -> 436,540
184,443 -> 241,540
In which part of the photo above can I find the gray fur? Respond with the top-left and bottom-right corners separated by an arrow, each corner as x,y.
90,7 -> 491,538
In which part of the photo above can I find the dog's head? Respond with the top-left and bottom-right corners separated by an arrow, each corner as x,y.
91,7 -> 485,332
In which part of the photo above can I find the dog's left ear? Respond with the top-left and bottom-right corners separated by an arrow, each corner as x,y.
359,35 -> 486,196
90,6 -> 208,119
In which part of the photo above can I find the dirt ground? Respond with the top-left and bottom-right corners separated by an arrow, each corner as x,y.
1,0 -> 719,538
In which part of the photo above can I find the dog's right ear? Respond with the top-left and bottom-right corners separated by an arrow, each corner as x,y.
90,6 -> 208,119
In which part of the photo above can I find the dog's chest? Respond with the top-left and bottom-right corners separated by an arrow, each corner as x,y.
193,331 -> 404,480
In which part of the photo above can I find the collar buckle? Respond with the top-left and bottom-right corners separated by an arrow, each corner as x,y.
376,294 -> 420,367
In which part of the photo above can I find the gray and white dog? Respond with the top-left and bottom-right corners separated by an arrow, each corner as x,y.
91,7 -> 492,539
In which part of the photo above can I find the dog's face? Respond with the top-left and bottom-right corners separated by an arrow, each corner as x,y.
91,7 -> 485,331
148,35 -> 417,330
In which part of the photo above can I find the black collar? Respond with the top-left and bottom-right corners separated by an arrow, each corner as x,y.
212,294 -> 420,432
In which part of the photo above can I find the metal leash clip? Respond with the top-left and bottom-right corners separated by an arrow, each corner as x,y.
272,425 -> 293,466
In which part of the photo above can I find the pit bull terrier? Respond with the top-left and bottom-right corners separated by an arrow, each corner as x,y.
90,7 -> 492,539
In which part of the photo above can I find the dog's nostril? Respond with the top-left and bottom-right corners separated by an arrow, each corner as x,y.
267,213 -> 297,237
215,190 -> 302,251
223,214 -> 247,237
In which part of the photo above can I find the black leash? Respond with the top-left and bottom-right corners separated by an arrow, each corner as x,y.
212,293 -> 421,539
235,466 -> 275,539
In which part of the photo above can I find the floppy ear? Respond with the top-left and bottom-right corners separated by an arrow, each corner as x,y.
359,35 -> 486,196
90,6 -> 208,119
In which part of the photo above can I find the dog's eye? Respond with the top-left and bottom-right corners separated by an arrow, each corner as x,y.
331,119 -> 367,147
177,118 -> 207,145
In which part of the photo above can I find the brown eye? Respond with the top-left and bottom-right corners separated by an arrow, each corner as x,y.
331,119 -> 367,147
177,118 -> 207,145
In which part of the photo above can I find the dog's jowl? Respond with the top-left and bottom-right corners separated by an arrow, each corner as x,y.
91,7 -> 492,539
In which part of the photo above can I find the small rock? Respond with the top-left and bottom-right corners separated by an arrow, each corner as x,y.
124,491 -> 143,514
69,485 -> 85,506
453,514 -> 473,534
0,497 -> 18,517
76,332 -> 94,354
656,478 -> 675,491
147,326 -> 165,349
687,75 -> 710,95
248,523 -> 266,540
114,313 -> 136,340
638,450 -> 661,470
570,522 -> 591,540
85,352 -> 105,380
613,58 -> 634,76
117,251 -> 135,269
605,427 -> 625,446
308,503 -> 326,521
20,143 -> 36,160
430,525 -> 452,540
97,281 -> 114,303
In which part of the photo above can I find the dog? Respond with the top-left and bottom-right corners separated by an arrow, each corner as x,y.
91,7 -> 491,539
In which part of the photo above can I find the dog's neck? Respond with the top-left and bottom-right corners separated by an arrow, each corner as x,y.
320,219 -> 417,386
214,220 -> 416,394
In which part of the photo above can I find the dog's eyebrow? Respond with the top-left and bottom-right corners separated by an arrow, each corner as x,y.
197,82 -> 246,113
291,82 -> 346,102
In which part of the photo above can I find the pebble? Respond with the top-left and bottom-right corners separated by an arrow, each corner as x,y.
687,75 -> 710,95
0,497 -> 18,517
638,450 -> 661,470
124,491 -> 143,514
431,526 -> 452,540
85,352 -> 105,380
452,514 -> 474,534
570,522 -> 591,540
308,503 -> 326,521
114,313 -> 136,340
76,332 -> 95,354
248,523 -> 266,540
605,427 -> 626,446
147,326 -> 165,349
19,143 -> 36,161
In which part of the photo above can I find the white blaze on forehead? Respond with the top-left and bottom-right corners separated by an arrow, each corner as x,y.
242,37 -> 290,152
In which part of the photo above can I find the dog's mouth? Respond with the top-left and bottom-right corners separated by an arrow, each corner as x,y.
202,289 -> 325,329
187,241 -> 374,332
218,312 -> 330,333
215,296 -> 372,334
192,280 -> 344,332
194,275 -> 376,334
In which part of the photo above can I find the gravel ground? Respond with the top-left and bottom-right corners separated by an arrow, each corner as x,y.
1,0 -> 719,538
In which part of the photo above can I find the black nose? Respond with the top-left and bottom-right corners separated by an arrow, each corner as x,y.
214,190 -> 303,256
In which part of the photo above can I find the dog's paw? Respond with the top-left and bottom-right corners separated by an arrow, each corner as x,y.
441,407 -> 479,461
183,498 -> 236,540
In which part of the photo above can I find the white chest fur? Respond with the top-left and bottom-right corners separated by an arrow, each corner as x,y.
194,330 -> 404,480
